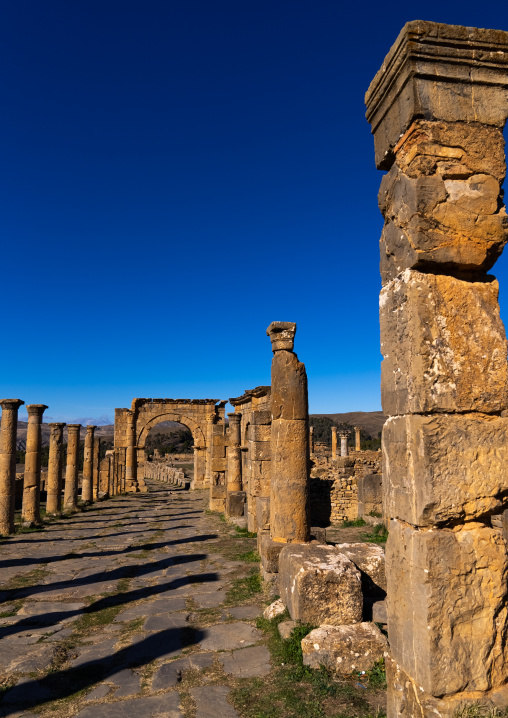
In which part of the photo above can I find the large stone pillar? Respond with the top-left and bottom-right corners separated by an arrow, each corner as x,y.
338,430 -> 349,458
0,399 -> 24,535
92,435 -> 100,500
46,422 -> 65,515
366,20 -> 508,716
354,426 -> 361,452
226,412 -> 244,517
22,404 -> 48,525
205,413 -> 214,487
81,425 -> 96,504
268,322 -> 310,544
309,426 -> 314,454
63,424 -> 81,510
125,411 -> 138,492
331,426 -> 337,459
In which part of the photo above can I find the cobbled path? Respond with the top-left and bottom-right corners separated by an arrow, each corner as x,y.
0,480 -> 270,717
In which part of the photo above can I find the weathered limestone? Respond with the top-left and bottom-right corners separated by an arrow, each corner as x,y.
22,404 -> 48,526
278,544 -> 363,625
309,426 -> 314,454
81,425 -> 96,504
302,623 -> 387,675
338,430 -> 349,458
226,413 -> 242,517
357,472 -> 382,520
92,434 -> 100,500
46,423 -> 65,515
0,399 -> 24,535
63,424 -> 81,511
331,426 -> 337,459
366,20 -> 508,715
124,411 -> 138,493
268,322 -> 310,544
354,426 -> 361,452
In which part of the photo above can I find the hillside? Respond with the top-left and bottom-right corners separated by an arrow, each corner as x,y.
310,411 -> 385,438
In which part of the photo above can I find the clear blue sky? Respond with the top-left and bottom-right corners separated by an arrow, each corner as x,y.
2,0 -> 508,421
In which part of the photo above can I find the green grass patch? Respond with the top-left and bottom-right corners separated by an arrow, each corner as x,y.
360,524 -> 388,544
234,525 -> 257,538
8,567 -> 49,589
75,603 -> 122,630
341,518 -> 367,528
365,658 -> 386,688
235,550 -> 260,563
368,511 -> 383,518
226,570 -> 262,604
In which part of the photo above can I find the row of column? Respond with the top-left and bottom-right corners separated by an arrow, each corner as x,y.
0,399 -> 103,535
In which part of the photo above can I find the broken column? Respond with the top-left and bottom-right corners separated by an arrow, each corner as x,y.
339,430 -> 349,457
331,425 -> 337,459
268,321 -> 310,544
46,422 -> 65,515
92,434 -> 100,500
22,404 -> 48,525
226,412 -> 245,517
63,424 -> 81,510
81,425 -> 96,504
366,20 -> 508,716
354,426 -> 361,452
0,399 -> 24,535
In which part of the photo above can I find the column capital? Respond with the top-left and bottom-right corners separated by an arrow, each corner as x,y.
338,430 -> 350,439
227,412 -> 241,423
0,399 -> 24,409
331,426 -> 337,433
67,424 -> 81,431
85,424 -> 97,432
266,321 -> 296,352
26,404 -> 48,416
49,422 -> 66,429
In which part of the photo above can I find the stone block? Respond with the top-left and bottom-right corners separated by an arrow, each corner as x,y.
335,543 -> 386,592
302,623 -> 387,675
251,410 -> 271,425
256,497 -> 270,532
248,425 -> 271,442
357,473 -> 382,519
211,457 -> 227,472
310,526 -> 327,544
380,271 -> 508,415
372,600 -> 387,624
383,413 -> 508,525
263,599 -> 286,620
249,441 -> 271,461
278,620 -> 297,639
259,534 -> 284,574
226,491 -> 246,518
278,544 -> 362,626
251,460 -> 270,480
386,520 -> 508,696
270,351 -> 308,421
209,485 -> 226,512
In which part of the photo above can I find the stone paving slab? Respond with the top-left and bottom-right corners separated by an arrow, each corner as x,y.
218,645 -> 271,677
75,693 -> 182,717
190,686 -> 240,718
198,622 -> 262,651
151,653 -> 214,690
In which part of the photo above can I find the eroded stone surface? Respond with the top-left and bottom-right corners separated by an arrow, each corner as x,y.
302,623 -> 387,675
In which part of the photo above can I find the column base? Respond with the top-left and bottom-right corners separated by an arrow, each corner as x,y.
209,485 -> 226,512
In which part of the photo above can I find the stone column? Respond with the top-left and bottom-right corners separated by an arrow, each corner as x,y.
22,404 -> 48,525
309,426 -> 314,454
92,435 -> 100,500
268,321 -> 310,544
205,413 -> 214,487
331,426 -> 337,459
125,411 -> 138,492
366,20 -> 508,716
339,430 -> 349,458
63,424 -> 81,510
226,412 -> 244,517
81,425 -> 96,504
46,423 -> 65,515
354,426 -> 361,452
0,399 -> 24,535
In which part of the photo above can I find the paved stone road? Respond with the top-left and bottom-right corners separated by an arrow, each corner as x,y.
0,481 -> 271,717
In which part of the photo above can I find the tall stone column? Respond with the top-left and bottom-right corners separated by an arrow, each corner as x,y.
268,322 -> 310,544
338,430 -> 349,458
205,413 -> 214,487
125,411 -> 138,492
331,426 -> 337,459
81,425 -> 96,503
63,424 -> 81,510
92,435 -> 100,500
22,404 -> 48,525
46,423 -> 65,515
366,20 -> 508,716
0,399 -> 24,535
309,426 -> 314,454
226,412 -> 244,517
354,426 -> 361,452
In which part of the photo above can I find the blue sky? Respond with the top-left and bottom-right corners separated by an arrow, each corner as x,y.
2,0 -> 508,421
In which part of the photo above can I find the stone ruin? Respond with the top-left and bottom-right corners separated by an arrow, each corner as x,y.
2,18 -> 508,718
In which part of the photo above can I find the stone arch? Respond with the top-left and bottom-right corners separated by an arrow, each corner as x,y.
137,412 -> 206,449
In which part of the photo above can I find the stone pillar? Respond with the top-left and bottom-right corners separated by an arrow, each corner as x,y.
268,321 -> 310,544
192,445 -> 206,488
0,399 -> 24,535
22,404 -> 48,525
92,435 -> 100,500
63,424 -> 81,510
354,426 -> 361,452
331,426 -> 337,459
226,412 -> 244,517
205,413 -> 214,487
81,425 -> 96,504
46,423 -> 65,515
125,411 -> 138,492
339,430 -> 349,458
309,426 -> 314,454
366,20 -> 508,716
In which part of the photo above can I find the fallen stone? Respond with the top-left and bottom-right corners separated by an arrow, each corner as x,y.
263,599 -> 286,620
190,685 -> 239,718
301,623 -> 387,675
218,645 -> 271,677
278,544 -> 362,626
199,622 -> 261,651
372,600 -> 387,624
278,620 -> 297,640
335,543 -> 386,592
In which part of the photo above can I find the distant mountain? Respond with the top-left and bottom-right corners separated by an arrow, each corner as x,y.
310,411 -> 386,438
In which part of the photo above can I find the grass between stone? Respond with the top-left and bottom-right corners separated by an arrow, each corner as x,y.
225,570 -> 263,605
359,524 -> 388,545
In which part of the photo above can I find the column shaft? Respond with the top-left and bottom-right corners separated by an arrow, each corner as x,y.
331,426 -> 337,459
82,425 -> 96,503
46,423 -> 65,515
0,399 -> 24,535
92,436 -> 100,500
63,424 -> 81,510
22,404 -> 47,525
